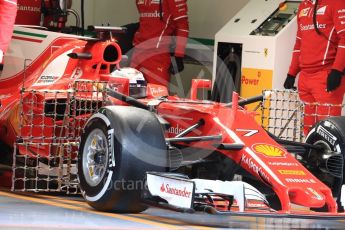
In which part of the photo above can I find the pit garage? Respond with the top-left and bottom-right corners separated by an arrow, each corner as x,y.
1,0 -> 345,229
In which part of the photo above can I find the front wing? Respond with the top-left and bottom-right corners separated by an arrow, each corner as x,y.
143,172 -> 345,218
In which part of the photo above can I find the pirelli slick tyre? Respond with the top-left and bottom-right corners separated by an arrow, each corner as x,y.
78,106 -> 167,213
304,117 -> 345,210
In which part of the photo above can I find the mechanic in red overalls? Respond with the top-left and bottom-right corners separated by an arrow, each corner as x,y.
130,0 -> 189,87
0,0 -> 17,65
15,0 -> 72,29
15,0 -> 43,26
284,0 -> 345,134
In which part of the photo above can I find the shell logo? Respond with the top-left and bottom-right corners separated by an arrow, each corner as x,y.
253,144 -> 286,157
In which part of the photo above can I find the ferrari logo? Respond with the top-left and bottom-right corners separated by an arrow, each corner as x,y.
253,144 -> 286,157
89,167 -> 94,177
307,188 -> 323,200
299,7 -> 310,18
236,129 -> 258,137
91,138 -> 97,147
264,48 -> 268,57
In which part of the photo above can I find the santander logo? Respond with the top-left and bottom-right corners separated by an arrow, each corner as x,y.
160,183 -> 192,198
160,183 -> 165,192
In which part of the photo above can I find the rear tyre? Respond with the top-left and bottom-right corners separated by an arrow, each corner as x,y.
304,117 -> 345,211
0,142 -> 13,187
0,141 -> 13,169
78,106 -> 167,213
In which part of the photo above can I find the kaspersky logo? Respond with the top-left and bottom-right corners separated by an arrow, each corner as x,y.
160,183 -> 191,198
253,144 -> 286,158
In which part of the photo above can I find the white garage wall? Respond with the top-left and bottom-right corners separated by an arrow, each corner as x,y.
70,0 -> 249,40
69,0 -> 95,29
188,0 -> 249,39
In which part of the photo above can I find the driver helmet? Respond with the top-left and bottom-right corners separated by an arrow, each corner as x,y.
111,67 -> 147,98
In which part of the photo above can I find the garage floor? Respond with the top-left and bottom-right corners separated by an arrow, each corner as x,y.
0,189 -> 345,230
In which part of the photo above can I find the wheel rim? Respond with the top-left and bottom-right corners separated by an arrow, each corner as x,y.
82,128 -> 109,187
308,140 -> 337,189
311,140 -> 331,152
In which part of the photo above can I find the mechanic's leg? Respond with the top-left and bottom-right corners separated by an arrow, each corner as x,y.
312,70 -> 345,121
130,49 -> 171,86
129,48 -> 144,70
298,71 -> 316,135
138,54 -> 171,87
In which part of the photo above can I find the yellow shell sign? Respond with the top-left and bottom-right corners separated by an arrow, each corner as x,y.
253,144 -> 286,157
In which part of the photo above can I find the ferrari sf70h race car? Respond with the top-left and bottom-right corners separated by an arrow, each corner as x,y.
1,24 -> 345,218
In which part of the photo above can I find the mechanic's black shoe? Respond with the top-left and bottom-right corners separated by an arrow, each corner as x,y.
337,201 -> 344,212
311,203 -> 344,213
311,205 -> 328,212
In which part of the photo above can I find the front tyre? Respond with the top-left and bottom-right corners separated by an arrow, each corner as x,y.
305,117 -> 345,211
78,106 -> 167,213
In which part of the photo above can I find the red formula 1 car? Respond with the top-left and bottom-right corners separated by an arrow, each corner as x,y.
1,23 -> 344,218
0,24 -> 130,190
78,84 -> 345,218
75,39 -> 345,217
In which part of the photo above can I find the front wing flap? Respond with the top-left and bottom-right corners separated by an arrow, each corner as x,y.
143,172 -> 345,218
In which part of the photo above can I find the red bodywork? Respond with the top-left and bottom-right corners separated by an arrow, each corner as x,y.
155,95 -> 340,215
0,27 -> 124,158
0,26 -> 344,216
